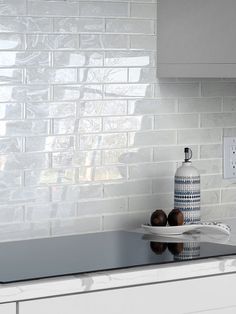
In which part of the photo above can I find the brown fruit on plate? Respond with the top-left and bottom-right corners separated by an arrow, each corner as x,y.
168,209 -> 184,226
150,209 -> 167,226
150,242 -> 167,255
168,242 -> 184,255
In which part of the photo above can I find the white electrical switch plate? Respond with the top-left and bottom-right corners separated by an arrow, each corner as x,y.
224,137 -> 236,179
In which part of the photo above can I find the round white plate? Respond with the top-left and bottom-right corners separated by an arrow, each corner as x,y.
141,223 -> 231,236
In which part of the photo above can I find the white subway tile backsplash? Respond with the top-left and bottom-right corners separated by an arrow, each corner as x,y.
0,0 -> 235,240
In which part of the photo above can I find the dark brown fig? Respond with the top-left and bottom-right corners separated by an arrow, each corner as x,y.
150,242 -> 167,255
150,209 -> 167,226
168,242 -> 184,255
168,209 -> 184,226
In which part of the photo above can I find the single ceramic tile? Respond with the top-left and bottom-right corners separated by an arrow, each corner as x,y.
0,0 -> 26,16
222,189 -> 236,203
52,150 -> 101,167
79,100 -> 127,116
53,118 -> 77,134
54,51 -> 103,67
0,86 -> 49,102
202,82 -> 236,97
0,120 -> 49,136
0,205 -> 23,223
155,83 -> 200,97
78,68 -> 128,83
26,68 -> 77,84
0,152 -> 49,170
102,147 -> 152,165
223,97 -> 236,112
78,197 -> 127,215
51,217 -> 101,236
26,34 -> 79,50
54,17 -> 104,33
201,113 -> 236,128
53,84 -> 102,100
152,177 -> 174,194
130,3 -> 157,19
79,133 -> 127,150
200,144 -> 222,159
105,83 -> 153,98
104,180 -> 151,197
0,69 -> 23,85
128,130 -> 177,147
105,51 -> 155,67
106,18 -> 155,34
0,17 -> 52,33
178,128 -> 222,144
52,184 -> 102,201
79,165 -> 127,182
0,137 -> 22,153
130,35 -> 156,50
128,194 -> 173,211
0,170 -> 22,188
129,68 -> 156,83
28,0 -> 79,16
26,202 -> 77,221
128,99 -> 177,114
155,113 -> 199,129
0,51 -> 50,67
103,116 -> 152,132
128,162 -> 176,179
26,135 -> 75,152
25,168 -> 76,186
0,187 -> 50,204
80,34 -> 128,49
26,102 -> 76,118
0,103 -> 22,119
78,117 -> 102,133
79,2 -> 128,17
201,190 -> 220,205
190,159 -> 222,174
0,34 -> 25,50
178,97 -> 222,113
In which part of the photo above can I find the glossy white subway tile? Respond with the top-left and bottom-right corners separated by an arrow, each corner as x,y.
102,147 -> 152,165
130,3 -> 157,19
0,51 -> 50,67
54,17 -> 104,33
128,130 -> 177,147
79,100 -> 127,116
0,69 -> 23,85
78,68 -> 128,83
26,102 -> 76,118
52,184 -> 102,202
177,128 -> 222,144
128,99 -> 177,114
0,137 -> 22,154
54,84 -> 103,101
0,0 -> 26,16
80,34 -> 128,50
79,2 -> 128,17
155,113 -> 199,130
178,97 -> 222,113
79,133 -> 127,150
0,103 -> 22,119
28,0 -> 79,16
0,17 -> 53,33
0,152 -> 49,170
54,51 -> 103,67
106,18 -> 155,34
0,120 -> 49,136
26,34 -> 79,50
26,135 -> 75,152
104,180 -> 151,197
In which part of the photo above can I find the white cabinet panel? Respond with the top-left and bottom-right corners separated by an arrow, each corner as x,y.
157,0 -> 236,77
19,273 -> 236,314
0,303 -> 16,314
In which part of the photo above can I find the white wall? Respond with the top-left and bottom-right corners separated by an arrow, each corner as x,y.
0,0 -> 235,241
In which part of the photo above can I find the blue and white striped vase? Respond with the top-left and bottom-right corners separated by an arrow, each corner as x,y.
174,148 -> 201,224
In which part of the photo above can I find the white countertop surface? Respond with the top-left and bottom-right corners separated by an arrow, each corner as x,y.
1,218 -> 236,304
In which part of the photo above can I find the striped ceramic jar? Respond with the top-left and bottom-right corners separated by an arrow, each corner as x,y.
174,162 -> 201,224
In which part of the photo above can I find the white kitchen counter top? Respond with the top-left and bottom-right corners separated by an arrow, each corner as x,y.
1,218 -> 236,304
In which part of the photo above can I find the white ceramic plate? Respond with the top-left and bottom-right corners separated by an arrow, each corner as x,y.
141,222 -> 231,236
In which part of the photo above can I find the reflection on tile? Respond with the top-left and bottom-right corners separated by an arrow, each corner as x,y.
26,102 -> 76,119
78,117 -> 102,133
0,0 -> 26,16
26,135 -> 74,152
0,103 -> 22,119
0,187 -> 50,204
25,168 -> 76,186
28,0 -> 79,16
54,17 -> 104,33
79,2 -> 128,17
79,133 -> 127,150
0,137 -> 22,154
0,69 -> 23,85
103,116 -> 152,132
26,68 -> 77,84
80,34 -> 128,50
52,150 -> 101,168
105,51 -> 155,67
53,118 -> 77,135
105,84 -> 153,98
52,184 -> 102,202
0,205 -> 23,223
78,68 -> 128,83
0,170 -> 21,188
54,51 -> 103,67
26,34 -> 78,50
0,51 -> 50,67
0,17 -> 53,33
106,18 -> 155,34
54,84 -> 102,101
0,34 -> 25,50
79,100 -> 127,116
79,165 -> 127,182
0,86 -> 49,102
128,99 -> 177,114
0,120 -> 49,136
0,153 -> 49,170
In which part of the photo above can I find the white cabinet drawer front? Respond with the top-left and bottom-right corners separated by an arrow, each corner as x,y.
0,303 -> 16,314
19,273 -> 236,314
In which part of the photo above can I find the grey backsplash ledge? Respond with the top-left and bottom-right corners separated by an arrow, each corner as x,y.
0,0 -> 235,241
